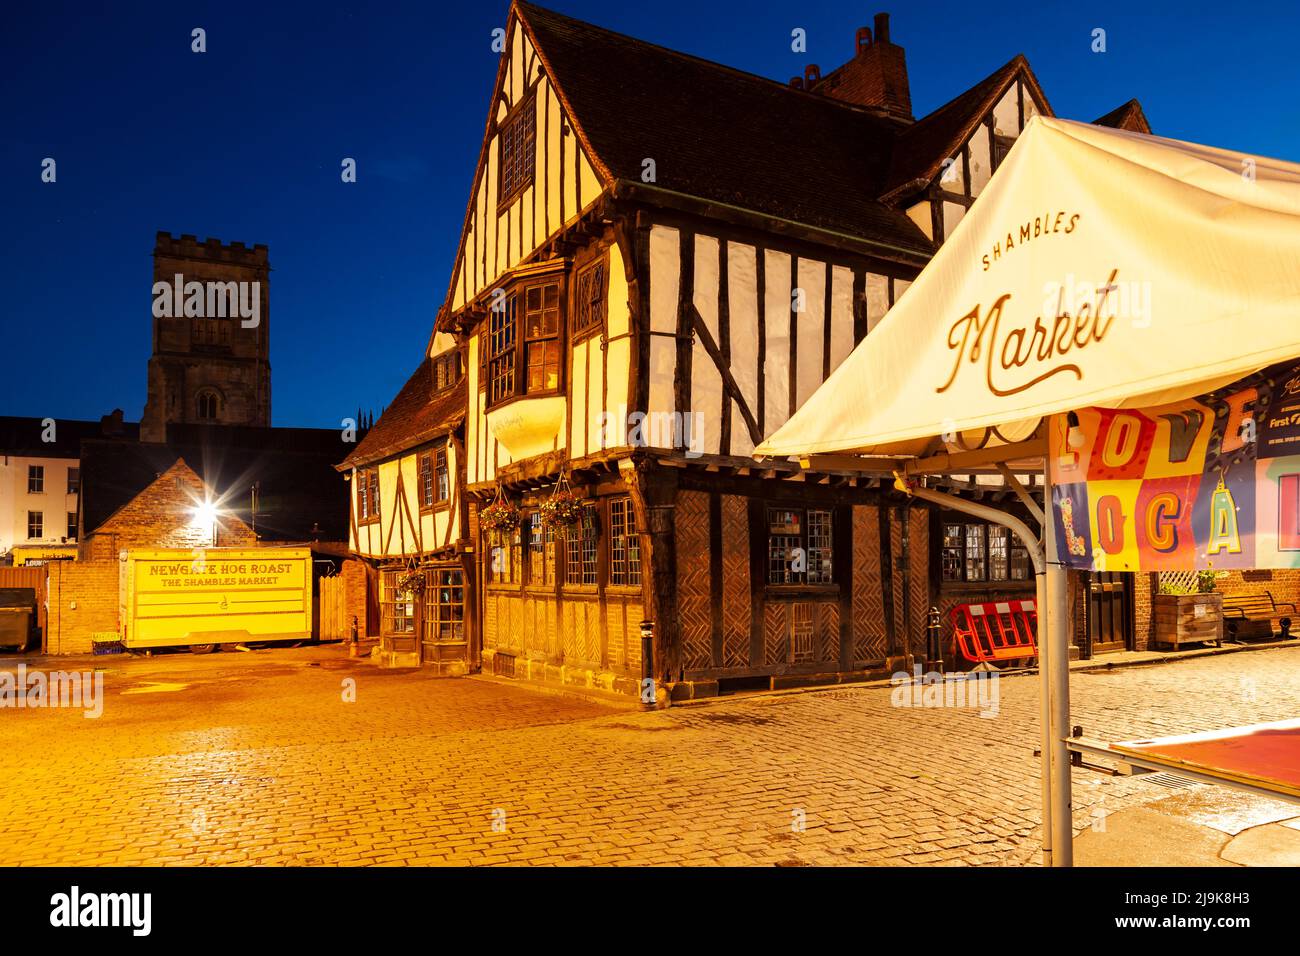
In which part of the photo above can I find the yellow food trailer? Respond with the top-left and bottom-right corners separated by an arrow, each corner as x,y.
119,547 -> 313,652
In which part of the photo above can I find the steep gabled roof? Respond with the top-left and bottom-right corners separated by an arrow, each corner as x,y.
339,357 -> 465,469
512,1 -> 934,258
1093,98 -> 1151,134
883,54 -> 1052,200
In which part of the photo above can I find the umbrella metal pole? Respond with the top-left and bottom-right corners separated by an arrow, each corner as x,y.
1042,467 -> 1074,866
1035,551 -> 1053,866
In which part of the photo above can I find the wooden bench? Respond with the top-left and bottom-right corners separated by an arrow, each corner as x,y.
1222,592 -> 1295,643
951,599 -> 1038,667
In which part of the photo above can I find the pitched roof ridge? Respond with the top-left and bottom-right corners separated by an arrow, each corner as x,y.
881,54 -> 1037,200
515,1 -> 903,125
1093,97 -> 1147,126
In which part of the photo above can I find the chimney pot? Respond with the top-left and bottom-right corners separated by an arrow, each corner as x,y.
813,10 -> 910,119
789,76 -> 804,90
804,63 -> 821,83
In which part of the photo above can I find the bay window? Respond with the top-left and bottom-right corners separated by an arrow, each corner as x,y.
485,274 -> 564,407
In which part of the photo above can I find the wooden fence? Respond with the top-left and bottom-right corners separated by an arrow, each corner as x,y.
317,574 -> 349,642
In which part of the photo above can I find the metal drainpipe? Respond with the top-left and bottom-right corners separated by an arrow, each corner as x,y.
893,473 -> 1057,864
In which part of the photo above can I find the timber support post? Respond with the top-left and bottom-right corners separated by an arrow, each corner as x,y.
625,457 -> 679,682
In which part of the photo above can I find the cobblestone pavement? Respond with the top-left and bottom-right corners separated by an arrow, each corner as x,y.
1,644 -> 1297,866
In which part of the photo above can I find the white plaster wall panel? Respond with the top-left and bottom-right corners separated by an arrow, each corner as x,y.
795,258 -> 825,409
730,400 -> 754,457
905,203 -> 933,240
545,84 -> 562,239
467,337 -> 481,485
400,455 -> 421,554
648,226 -> 680,421
570,339 -> 588,456
562,125 -> 578,226
943,200 -> 967,240
431,331 -> 457,357
829,265 -> 854,372
495,170 -> 507,281
579,153 -> 601,213
762,250 -> 791,437
608,241 -> 630,339
894,278 -> 912,305
992,85 -> 1019,137
519,189 -> 532,263
691,235 -> 722,455
486,144 -> 500,283
377,459 -> 400,554
866,273 -> 889,334
1023,84 -> 1041,125
969,123 -> 992,194
606,241 -> 631,431
726,241 -> 759,416
533,88 -> 547,244
510,26 -> 523,104
940,151 -> 965,194
585,336 -> 606,454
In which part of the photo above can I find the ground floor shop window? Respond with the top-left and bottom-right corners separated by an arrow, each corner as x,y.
381,570 -> 415,634
526,512 -> 556,586
767,507 -> 833,584
565,505 -> 597,586
489,528 -> 522,584
942,521 -> 1031,583
423,569 -> 464,641
608,496 -> 640,586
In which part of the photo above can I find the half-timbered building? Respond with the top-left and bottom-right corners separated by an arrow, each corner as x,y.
355,2 -> 1152,689
338,336 -> 471,671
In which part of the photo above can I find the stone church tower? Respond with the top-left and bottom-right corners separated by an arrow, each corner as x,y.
141,232 -> 272,442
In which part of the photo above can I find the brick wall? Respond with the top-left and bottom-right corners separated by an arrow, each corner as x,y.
1133,569 -> 1300,650
341,557 -> 369,637
45,560 -> 119,656
1133,572 -> 1155,651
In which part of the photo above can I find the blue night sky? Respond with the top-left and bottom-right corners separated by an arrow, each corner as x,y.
4,1 -> 1298,428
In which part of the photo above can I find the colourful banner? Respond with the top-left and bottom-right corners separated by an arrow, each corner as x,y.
1049,362 -> 1300,571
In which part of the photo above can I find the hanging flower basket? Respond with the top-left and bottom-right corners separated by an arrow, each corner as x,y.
395,567 -> 426,596
541,475 -> 584,528
480,486 -> 520,533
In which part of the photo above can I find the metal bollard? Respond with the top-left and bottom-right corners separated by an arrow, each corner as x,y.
926,606 -> 944,672
640,620 -> 655,709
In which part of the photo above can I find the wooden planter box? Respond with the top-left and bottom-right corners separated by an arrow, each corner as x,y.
1153,593 -> 1223,649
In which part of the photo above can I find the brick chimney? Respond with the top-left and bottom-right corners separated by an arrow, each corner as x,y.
809,12 -> 912,121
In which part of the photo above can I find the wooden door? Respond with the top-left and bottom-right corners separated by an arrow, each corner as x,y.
1088,572 -> 1132,654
